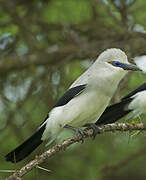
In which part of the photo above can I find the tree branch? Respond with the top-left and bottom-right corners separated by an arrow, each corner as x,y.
5,122 -> 146,180
0,30 -> 146,77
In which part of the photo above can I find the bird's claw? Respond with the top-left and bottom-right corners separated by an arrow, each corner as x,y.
64,124 -> 86,143
75,128 -> 86,143
83,123 -> 101,139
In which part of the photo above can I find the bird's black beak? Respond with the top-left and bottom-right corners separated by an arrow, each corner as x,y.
109,61 -> 142,71
121,63 -> 142,71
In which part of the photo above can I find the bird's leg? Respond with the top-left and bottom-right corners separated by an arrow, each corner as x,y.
64,124 -> 86,143
83,123 -> 101,139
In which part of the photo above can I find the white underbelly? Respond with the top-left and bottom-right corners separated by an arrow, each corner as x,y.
67,92 -> 110,127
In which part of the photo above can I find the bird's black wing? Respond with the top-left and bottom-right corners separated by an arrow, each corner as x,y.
96,98 -> 132,125
96,83 -> 146,125
53,84 -> 87,108
122,83 -> 146,100
5,84 -> 87,163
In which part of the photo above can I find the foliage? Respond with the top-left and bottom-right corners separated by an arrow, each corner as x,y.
0,0 -> 146,179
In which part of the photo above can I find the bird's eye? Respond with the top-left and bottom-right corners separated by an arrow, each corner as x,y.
109,61 -> 122,67
112,61 -> 121,66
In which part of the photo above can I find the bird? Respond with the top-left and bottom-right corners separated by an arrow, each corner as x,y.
96,82 -> 146,126
134,55 -> 146,73
5,48 -> 141,163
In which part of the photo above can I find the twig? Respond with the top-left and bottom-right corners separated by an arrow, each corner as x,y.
36,166 -> 51,173
5,123 -> 146,180
0,170 -> 16,173
99,0 -> 122,26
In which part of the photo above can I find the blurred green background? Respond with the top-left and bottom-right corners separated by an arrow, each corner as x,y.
0,0 -> 146,179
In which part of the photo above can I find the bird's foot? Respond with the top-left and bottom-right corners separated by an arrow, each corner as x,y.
64,124 -> 86,143
83,123 -> 101,139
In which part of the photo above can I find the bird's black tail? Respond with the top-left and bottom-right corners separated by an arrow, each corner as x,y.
96,83 -> 146,125
5,125 -> 46,163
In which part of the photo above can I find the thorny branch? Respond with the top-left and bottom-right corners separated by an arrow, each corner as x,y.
4,122 -> 146,180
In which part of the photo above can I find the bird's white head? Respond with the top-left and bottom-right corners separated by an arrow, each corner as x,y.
98,48 -> 128,64
97,48 -> 141,71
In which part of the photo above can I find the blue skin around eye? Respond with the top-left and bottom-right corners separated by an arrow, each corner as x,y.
112,61 -> 124,68
113,61 -> 121,66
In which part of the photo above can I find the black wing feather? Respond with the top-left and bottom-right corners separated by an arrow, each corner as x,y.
122,83 -> 146,100
53,84 -> 87,108
96,98 -> 132,125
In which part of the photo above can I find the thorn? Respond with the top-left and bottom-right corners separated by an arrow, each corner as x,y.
36,166 -> 51,173
131,130 -> 141,138
0,169 -> 16,173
